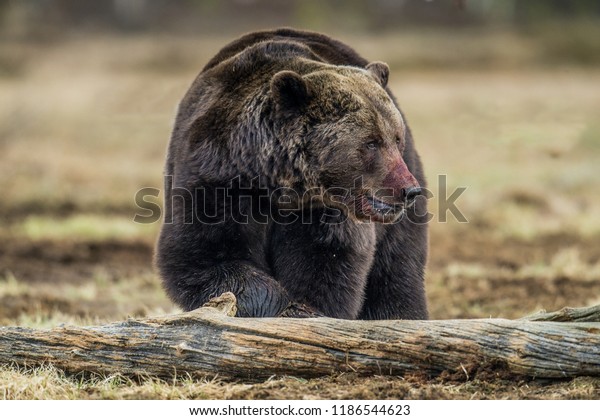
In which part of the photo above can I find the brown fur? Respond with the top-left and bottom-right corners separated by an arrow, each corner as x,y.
156,29 -> 428,319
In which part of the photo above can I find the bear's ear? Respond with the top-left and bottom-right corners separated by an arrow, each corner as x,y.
366,61 -> 389,88
270,71 -> 311,111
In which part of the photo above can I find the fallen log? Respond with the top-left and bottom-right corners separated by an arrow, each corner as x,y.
0,293 -> 599,380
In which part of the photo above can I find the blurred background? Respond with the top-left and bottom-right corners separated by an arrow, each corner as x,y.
1,0 -> 600,399
1,0 -> 599,326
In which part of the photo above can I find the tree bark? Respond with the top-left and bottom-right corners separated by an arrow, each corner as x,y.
0,293 -> 599,380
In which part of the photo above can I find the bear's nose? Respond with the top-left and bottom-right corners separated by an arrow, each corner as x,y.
404,187 -> 423,204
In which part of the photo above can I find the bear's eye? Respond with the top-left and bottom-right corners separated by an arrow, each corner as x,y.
365,140 -> 379,150
395,135 -> 406,151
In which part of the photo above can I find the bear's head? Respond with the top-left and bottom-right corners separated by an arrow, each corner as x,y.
270,61 -> 422,223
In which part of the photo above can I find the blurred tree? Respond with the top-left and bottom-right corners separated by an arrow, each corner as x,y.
1,0 -> 599,38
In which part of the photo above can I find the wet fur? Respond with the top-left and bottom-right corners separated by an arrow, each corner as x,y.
156,28 -> 428,319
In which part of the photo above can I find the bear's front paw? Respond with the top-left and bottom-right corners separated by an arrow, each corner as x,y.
279,302 -> 324,318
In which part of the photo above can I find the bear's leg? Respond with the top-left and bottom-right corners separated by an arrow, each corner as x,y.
358,220 -> 429,320
268,210 -> 376,319
156,222 -> 292,317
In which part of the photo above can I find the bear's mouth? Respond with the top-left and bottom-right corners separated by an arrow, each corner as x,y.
366,196 -> 403,215
355,195 -> 406,223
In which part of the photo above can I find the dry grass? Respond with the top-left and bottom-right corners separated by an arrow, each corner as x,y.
2,365 -> 599,400
1,29 -> 599,399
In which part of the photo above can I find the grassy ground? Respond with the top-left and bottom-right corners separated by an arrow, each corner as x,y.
1,28 -> 600,399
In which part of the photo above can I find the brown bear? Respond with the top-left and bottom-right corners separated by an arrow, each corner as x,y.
156,28 -> 428,319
